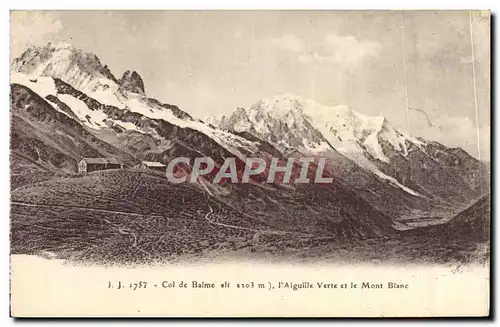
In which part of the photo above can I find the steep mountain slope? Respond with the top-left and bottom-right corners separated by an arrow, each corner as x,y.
406,194 -> 490,243
10,83 -> 137,188
446,195 -> 490,241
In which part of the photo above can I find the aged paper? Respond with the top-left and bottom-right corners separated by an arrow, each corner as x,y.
10,10 -> 490,317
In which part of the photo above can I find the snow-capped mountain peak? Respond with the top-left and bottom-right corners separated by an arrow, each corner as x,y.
12,42 -> 111,79
253,93 -> 307,115
221,94 -> 326,150
221,94 -> 428,196
11,42 -> 124,107
222,93 -> 423,158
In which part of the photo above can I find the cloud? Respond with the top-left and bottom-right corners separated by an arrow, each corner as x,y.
269,33 -> 380,67
11,11 -> 63,45
271,34 -> 304,53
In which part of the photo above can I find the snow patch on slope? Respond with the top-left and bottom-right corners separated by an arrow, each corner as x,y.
117,92 -> 179,121
112,120 -> 146,133
11,72 -> 57,98
118,92 -> 259,161
57,94 -> 108,130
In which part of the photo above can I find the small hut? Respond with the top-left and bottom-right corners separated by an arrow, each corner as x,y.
78,158 -> 124,173
138,161 -> 167,172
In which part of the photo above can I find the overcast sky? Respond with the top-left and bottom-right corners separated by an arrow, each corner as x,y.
11,10 -> 490,160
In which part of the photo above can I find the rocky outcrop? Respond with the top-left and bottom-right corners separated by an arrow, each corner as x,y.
119,70 -> 145,94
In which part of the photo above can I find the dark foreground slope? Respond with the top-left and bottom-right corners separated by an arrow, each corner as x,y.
11,169 -> 489,265
406,195 -> 491,242
11,170 -> 489,265
255,195 -> 490,265
447,195 -> 491,240
11,169 -> 398,264
11,169 -> 270,263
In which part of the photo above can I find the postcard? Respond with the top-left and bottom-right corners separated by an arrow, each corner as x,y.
10,10 -> 490,317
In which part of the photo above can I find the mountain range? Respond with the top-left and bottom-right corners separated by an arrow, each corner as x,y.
10,42 -> 490,255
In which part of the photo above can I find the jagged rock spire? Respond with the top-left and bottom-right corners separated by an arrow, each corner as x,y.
119,70 -> 145,94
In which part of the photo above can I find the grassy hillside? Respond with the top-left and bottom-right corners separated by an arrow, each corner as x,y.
11,169 -> 397,264
11,170 -> 273,263
11,169 -> 488,265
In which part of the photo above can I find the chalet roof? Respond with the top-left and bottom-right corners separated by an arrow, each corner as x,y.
141,161 -> 166,167
80,158 -> 121,165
